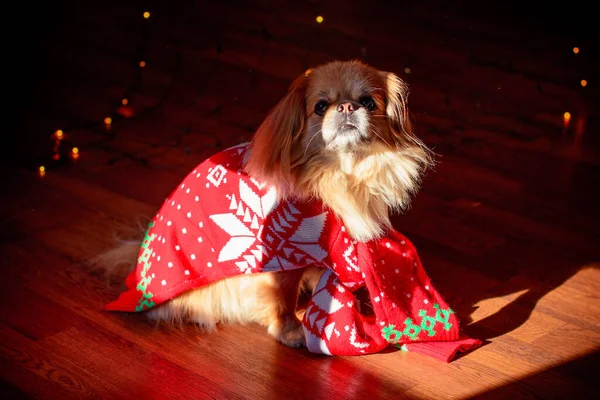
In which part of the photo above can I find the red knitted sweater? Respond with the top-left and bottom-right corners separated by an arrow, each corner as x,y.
105,143 -> 481,362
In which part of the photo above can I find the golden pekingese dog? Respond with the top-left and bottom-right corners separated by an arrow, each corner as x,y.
95,60 -> 433,347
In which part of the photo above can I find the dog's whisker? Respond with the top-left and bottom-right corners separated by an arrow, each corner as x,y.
370,128 -> 394,149
302,129 -> 322,161
304,124 -> 324,132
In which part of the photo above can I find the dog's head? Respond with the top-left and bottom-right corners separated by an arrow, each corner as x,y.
244,60 -> 432,198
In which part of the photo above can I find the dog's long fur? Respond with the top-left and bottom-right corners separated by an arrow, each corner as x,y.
93,60 -> 433,347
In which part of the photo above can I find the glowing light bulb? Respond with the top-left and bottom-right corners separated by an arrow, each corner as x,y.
72,147 -> 79,154
39,166 -> 46,176
53,153 -> 60,161
573,47 -> 579,54
104,117 -> 112,125
139,61 -> 146,68
563,112 -> 572,127
316,16 -> 324,23
581,79 -> 587,87
143,11 -> 150,19
121,98 -> 129,105
55,129 -> 64,140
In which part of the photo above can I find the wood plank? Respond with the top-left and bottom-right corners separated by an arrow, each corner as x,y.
534,267 -> 600,331
42,326 -> 244,400
0,323 -> 125,399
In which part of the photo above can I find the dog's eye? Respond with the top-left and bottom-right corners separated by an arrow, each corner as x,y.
314,100 -> 329,116
359,96 -> 376,111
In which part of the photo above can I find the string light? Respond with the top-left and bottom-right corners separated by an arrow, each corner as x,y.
573,47 -> 579,54
580,79 -> 587,87
117,104 -> 134,118
563,112 -> 571,127
103,116 -> 112,132
33,8 -> 188,177
316,16 -> 324,23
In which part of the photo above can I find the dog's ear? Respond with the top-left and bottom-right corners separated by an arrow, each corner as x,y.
379,71 -> 413,144
245,73 -> 307,192
379,70 -> 434,169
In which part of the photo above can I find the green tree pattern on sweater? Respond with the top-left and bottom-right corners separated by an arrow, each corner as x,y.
382,304 -> 455,344
135,222 -> 157,312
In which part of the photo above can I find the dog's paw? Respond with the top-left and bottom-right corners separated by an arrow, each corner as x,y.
279,323 -> 306,348
269,316 -> 306,348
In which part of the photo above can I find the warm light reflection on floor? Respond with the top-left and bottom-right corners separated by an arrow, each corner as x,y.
462,265 -> 600,395
382,265 -> 600,398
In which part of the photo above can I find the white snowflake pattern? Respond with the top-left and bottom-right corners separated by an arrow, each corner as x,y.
343,244 -> 359,272
208,178 -> 329,273
349,324 -> 370,349
206,164 -> 227,187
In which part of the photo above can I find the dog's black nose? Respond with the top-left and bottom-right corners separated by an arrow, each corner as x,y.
337,102 -> 355,115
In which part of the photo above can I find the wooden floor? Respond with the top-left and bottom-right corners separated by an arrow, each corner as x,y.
3,0 -> 599,398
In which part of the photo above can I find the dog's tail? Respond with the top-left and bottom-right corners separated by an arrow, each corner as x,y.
88,240 -> 141,284
87,218 -> 149,286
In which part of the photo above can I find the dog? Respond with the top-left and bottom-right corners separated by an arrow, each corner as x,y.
94,60 -> 433,348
